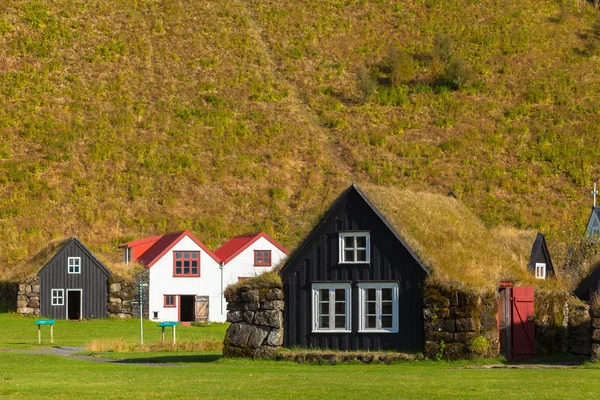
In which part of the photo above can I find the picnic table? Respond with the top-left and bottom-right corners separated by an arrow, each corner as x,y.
35,320 -> 56,344
157,321 -> 179,344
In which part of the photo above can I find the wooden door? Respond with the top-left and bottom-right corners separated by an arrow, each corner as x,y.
195,296 -> 209,322
511,286 -> 535,360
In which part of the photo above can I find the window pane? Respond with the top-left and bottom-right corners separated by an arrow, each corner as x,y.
335,288 -> 345,300
382,302 -> 393,315
191,267 -> 198,274
344,250 -> 354,262
335,301 -> 345,314
367,316 -> 377,328
176,267 -> 182,274
367,302 -> 376,314
184,252 -> 189,258
319,316 -> 329,329
367,288 -> 376,301
382,288 -> 393,301
356,236 -> 366,248
356,250 -> 367,261
335,315 -> 346,328
319,289 -> 329,301
184,267 -> 190,274
344,236 -> 354,248
175,252 -> 182,259
191,252 -> 197,259
191,260 -> 198,267
264,252 -> 270,263
319,302 -> 329,315
382,316 -> 393,328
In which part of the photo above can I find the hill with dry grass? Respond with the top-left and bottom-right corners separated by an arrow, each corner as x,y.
2,0 -> 600,281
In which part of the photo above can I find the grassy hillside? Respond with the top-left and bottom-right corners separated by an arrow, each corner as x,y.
1,0 -> 600,279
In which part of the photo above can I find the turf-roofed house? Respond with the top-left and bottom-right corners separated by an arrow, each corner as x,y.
277,184 -> 570,359
37,237 -> 111,320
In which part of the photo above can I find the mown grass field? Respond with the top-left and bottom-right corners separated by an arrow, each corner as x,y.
3,0 -> 600,282
1,313 -> 600,399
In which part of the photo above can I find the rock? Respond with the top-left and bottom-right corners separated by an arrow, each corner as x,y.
108,304 -> 120,314
19,284 -> 27,293
423,309 -> 434,321
262,288 -> 283,301
592,343 -> 600,362
110,283 -> 121,293
227,311 -> 243,323
241,290 -> 259,303
593,329 -> 600,342
424,330 -> 452,342
265,328 -> 283,346
423,295 -> 450,309
32,285 -> 40,293
243,302 -> 260,311
117,313 -> 131,318
27,299 -> 39,308
254,310 -> 283,328
594,319 -> 600,330
453,332 -> 478,343
25,285 -> 32,293
424,319 -> 444,331
110,297 -> 122,304
227,323 -> 254,347
227,302 -> 243,311
252,346 -> 276,358
444,343 -> 467,359
261,300 -> 284,310
246,325 -> 270,348
456,318 -> 477,332
444,319 -> 456,332
17,300 -> 27,308
424,341 -> 440,358
18,307 -> 34,314
243,311 -> 255,323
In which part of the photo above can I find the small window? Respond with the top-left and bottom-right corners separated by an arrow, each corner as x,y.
173,251 -> 200,277
358,283 -> 398,333
164,295 -> 176,307
339,232 -> 370,263
254,250 -> 272,266
593,228 -> 600,237
153,312 -> 159,319
68,257 -> 81,274
51,289 -> 64,306
535,263 -> 546,279
312,283 -> 351,332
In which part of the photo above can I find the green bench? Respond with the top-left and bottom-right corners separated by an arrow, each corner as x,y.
35,320 -> 56,344
157,321 -> 179,344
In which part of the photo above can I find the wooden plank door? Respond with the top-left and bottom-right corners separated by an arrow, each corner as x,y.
195,296 -> 209,322
511,286 -> 535,360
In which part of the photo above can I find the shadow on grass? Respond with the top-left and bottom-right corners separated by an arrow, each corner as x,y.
115,354 -> 222,364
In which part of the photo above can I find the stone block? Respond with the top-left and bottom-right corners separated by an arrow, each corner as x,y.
593,318 -> 600,330
243,302 -> 260,311
443,319 -> 456,333
32,285 -> 40,293
265,328 -> 283,346
261,300 -> 284,310
18,307 -> 34,315
246,325 -> 270,349
480,312 -> 497,332
424,330 -> 452,342
30,296 -> 39,301
262,288 -> 283,301
243,311 -> 255,324
17,300 -> 27,308
27,299 -> 39,308
424,341 -> 440,358
227,323 -> 254,347
254,310 -> 283,328
25,285 -> 32,293
227,311 -> 243,323
17,295 -> 27,301
444,343 -> 467,359
227,302 -> 243,311
110,297 -> 122,304
593,329 -> 600,342
253,346 -> 276,358
423,309 -> 434,321
423,295 -> 450,309
592,343 -> 600,362
110,283 -> 121,293
117,313 -> 131,318
453,332 -> 478,343
19,284 -> 27,293
241,290 -> 259,303
456,318 -> 477,332
424,319 -> 444,331
108,304 -> 121,314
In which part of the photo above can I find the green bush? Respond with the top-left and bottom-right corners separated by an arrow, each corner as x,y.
356,65 -> 376,102
467,336 -> 489,356
387,46 -> 414,87
444,58 -> 476,89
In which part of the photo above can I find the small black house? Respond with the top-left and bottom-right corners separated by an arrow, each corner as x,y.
527,233 -> 554,280
38,237 -> 111,320
280,184 -> 430,352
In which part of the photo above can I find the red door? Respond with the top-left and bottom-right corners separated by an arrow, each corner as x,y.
511,286 -> 535,360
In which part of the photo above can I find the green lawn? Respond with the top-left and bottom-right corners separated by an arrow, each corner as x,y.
1,313 -> 600,399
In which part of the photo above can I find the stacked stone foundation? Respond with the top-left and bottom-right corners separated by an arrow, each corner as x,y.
423,285 -> 499,360
591,305 -> 600,361
17,276 -> 41,316
223,286 -> 284,358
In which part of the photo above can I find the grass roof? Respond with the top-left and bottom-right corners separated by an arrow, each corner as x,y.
354,184 -> 565,293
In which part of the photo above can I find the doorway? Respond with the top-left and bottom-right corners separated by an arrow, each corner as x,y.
179,295 -> 195,322
497,285 -> 511,358
497,284 -> 536,360
67,289 -> 82,320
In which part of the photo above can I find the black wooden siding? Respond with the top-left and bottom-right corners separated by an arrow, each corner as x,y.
527,233 -> 554,278
282,187 -> 427,352
38,238 -> 110,319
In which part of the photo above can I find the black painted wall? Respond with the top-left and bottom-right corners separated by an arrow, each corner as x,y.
281,186 -> 428,352
38,238 -> 111,319
527,233 -> 555,278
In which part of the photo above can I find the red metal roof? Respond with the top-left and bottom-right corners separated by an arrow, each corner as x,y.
214,232 -> 289,265
129,230 -> 221,267
118,234 -> 164,248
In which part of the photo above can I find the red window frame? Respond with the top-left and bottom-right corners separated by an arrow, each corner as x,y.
254,250 -> 272,267
164,295 -> 176,307
173,251 -> 201,277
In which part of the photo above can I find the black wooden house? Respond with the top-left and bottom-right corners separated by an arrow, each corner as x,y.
38,237 -> 111,320
527,233 -> 554,280
280,184 -> 430,352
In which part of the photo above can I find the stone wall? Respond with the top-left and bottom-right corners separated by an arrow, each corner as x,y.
17,276 -> 40,316
591,304 -> 600,361
108,276 -> 133,318
423,285 -> 499,360
223,285 -> 284,358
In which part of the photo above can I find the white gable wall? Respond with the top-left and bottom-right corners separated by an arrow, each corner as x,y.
222,236 -> 287,288
148,235 -> 225,322
586,211 -> 600,238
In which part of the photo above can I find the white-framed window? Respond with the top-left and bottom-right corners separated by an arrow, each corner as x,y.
51,289 -> 64,306
535,263 -> 546,279
68,257 -> 81,274
339,232 -> 370,263
592,227 -> 600,237
312,283 -> 351,332
358,282 -> 399,333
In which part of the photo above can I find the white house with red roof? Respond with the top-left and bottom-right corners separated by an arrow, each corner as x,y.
119,230 -> 288,324
119,230 -> 223,323
214,232 -> 289,288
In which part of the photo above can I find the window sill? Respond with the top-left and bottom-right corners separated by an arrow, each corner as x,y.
311,330 -> 351,334
358,329 -> 398,334
172,275 -> 201,278
253,265 -> 272,267
338,261 -> 370,265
